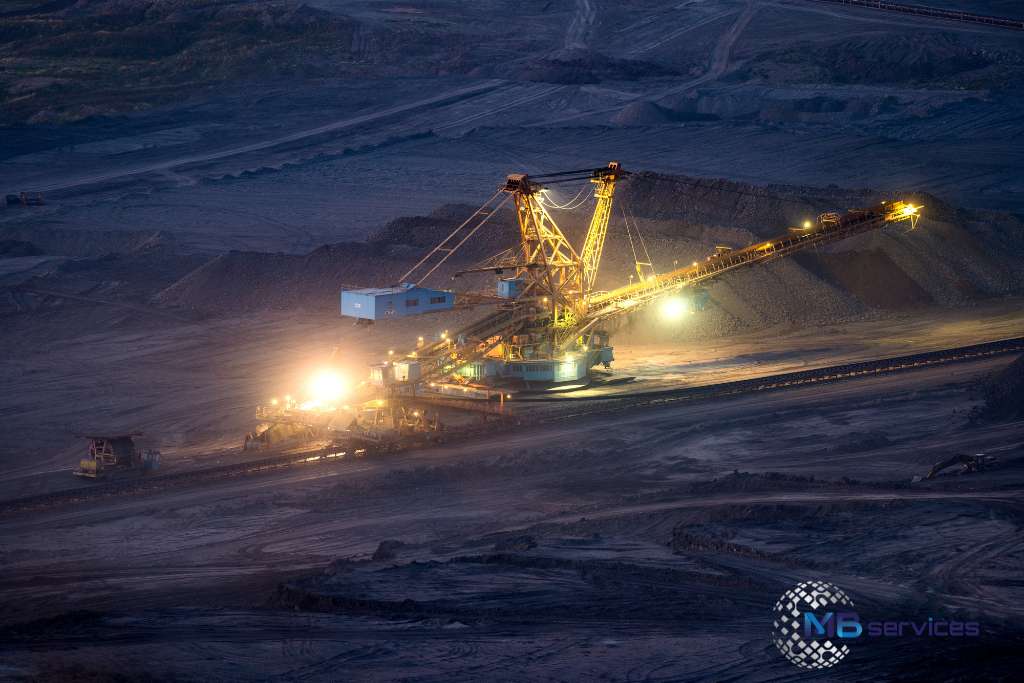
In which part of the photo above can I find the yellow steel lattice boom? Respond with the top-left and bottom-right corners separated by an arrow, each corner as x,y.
578,161 -> 623,300
561,201 -> 922,347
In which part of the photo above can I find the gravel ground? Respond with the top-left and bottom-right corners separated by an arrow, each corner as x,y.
1,356 -> 1022,681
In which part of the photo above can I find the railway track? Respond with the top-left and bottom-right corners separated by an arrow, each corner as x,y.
798,0 -> 1024,31
1,337 -> 1020,517
537,336 -> 1024,418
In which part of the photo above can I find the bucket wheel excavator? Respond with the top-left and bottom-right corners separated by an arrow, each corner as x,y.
356,162 -> 921,395
256,162 -> 921,449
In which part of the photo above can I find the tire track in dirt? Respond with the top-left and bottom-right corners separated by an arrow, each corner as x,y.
626,8 -> 738,57
25,81 -> 506,195
565,0 -> 597,50
539,1 -> 757,125
655,1 -> 756,101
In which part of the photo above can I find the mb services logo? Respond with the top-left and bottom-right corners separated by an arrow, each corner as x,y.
772,580 -> 981,670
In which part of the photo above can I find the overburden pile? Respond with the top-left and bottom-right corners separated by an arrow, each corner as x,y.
153,173 -> 1024,330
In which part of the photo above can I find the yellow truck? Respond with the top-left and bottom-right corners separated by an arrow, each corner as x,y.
75,434 -> 160,479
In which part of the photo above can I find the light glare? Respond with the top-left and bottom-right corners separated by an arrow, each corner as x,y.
307,369 -> 347,405
659,297 -> 687,320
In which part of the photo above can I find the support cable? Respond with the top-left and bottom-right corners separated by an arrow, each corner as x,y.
621,205 -> 641,269
538,183 -> 591,210
416,193 -> 514,286
629,204 -> 657,278
398,187 -> 504,284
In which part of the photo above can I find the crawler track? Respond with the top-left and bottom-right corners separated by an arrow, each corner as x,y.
2,337 -> 1020,517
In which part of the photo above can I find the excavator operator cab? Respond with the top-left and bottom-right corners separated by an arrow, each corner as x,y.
88,436 -> 136,468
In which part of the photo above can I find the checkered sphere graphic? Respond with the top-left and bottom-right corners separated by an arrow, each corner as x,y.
772,580 -> 854,669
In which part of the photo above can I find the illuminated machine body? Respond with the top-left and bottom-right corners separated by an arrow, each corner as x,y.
341,283 -> 454,321
340,162 -> 921,393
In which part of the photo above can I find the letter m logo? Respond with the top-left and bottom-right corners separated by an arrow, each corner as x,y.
804,612 -> 834,638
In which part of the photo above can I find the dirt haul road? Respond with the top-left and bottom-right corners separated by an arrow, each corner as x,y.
24,81 -> 506,195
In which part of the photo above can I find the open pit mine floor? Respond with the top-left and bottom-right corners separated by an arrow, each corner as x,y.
1,342 -> 1022,680
2,335 -> 1022,517
3,299 -> 1022,501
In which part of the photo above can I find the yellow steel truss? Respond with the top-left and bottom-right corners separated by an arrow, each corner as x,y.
579,161 -> 621,298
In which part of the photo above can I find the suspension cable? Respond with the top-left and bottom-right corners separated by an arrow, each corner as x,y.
416,193 -> 513,286
397,187 -> 504,284
629,203 -> 657,277
621,204 -> 641,269
538,182 -> 590,210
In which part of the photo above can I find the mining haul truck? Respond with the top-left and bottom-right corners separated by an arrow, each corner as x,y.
75,434 -> 160,479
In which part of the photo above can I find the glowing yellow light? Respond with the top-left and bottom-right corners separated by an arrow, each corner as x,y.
802,220 -> 812,229
307,369 -> 347,404
506,394 -> 512,399
388,349 -> 394,356
659,297 -> 687,320
902,204 -> 917,216
284,394 -> 292,402
270,398 -> 278,406
692,261 -> 698,267
412,411 -> 420,417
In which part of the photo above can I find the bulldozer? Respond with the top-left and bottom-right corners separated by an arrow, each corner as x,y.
74,434 -> 160,479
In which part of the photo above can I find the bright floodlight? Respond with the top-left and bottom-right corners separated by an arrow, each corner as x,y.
308,369 -> 347,404
902,204 -> 917,216
659,297 -> 687,320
